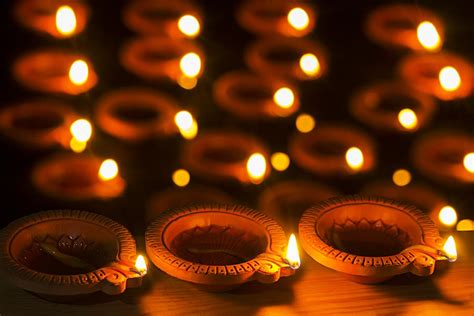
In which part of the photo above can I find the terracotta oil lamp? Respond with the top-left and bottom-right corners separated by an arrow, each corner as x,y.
181,130 -> 270,184
123,0 -> 202,38
0,210 -> 146,301
350,82 -> 436,133
145,204 -> 298,291
236,0 -> 316,37
0,100 -> 78,150
365,4 -> 444,51
213,70 -> 300,120
299,196 -> 456,284
95,87 -> 180,142
245,37 -> 327,81
32,154 -> 125,201
289,124 -> 376,176
12,49 -> 97,95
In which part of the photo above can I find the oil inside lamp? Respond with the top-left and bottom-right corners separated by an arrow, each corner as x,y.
178,15 -> 200,38
416,21 -> 441,51
247,153 -> 266,184
285,233 -> 301,269
287,7 -> 310,31
398,108 -> 418,130
463,152 -> 474,173
438,205 -> 458,228
439,66 -> 461,92
295,113 -> 315,133
98,159 -> 119,181
172,169 -> 191,187
442,235 -> 457,262
179,52 -> 202,78
345,147 -> 364,171
56,5 -> 77,36
273,87 -> 295,109
69,60 -> 89,86
135,255 -> 148,275
299,53 -> 320,77
392,169 -> 412,187
457,219 -> 474,231
174,110 -> 198,140
270,152 -> 290,172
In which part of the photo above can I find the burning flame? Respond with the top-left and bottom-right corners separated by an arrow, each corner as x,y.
438,206 -> 458,227
135,255 -> 147,274
442,236 -> 457,262
463,152 -> 474,173
439,66 -> 461,92
56,5 -> 77,36
299,53 -> 320,77
69,137 -> 87,153
287,7 -> 309,31
174,110 -> 198,140
98,159 -> 119,181
295,113 -> 315,133
398,108 -> 418,130
178,15 -> 200,38
273,87 -> 295,109
70,119 -> 92,142
457,219 -> 474,231
392,169 -> 411,187
69,60 -> 89,86
172,169 -> 190,187
179,52 -> 201,78
345,147 -> 364,171
271,152 -> 290,172
247,153 -> 266,184
177,75 -> 198,90
416,21 -> 441,51
285,234 -> 301,269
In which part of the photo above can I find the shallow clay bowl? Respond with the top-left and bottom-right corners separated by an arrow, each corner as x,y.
0,210 -> 144,301
299,196 -> 445,284
146,204 -> 295,291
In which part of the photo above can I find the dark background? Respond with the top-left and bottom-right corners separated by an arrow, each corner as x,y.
0,0 -> 472,235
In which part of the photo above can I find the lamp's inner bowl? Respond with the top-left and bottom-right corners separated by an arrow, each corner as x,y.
51,161 -> 99,190
112,104 -> 160,123
378,94 -> 420,112
12,110 -> 64,131
140,8 -> 181,21
203,146 -> 248,163
265,46 -> 301,63
254,8 -> 285,20
230,84 -> 273,102
310,140 -> 347,156
142,49 -> 180,62
383,19 -> 415,30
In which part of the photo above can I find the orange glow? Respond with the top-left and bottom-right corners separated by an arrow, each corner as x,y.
273,87 -> 295,109
299,53 -> 320,77
442,236 -> 457,262
70,119 -> 92,142
178,15 -> 200,38
438,206 -> 458,227
345,147 -> 364,171
135,255 -> 147,274
98,159 -> 119,181
463,153 -> 474,173
247,153 -> 266,184
439,66 -> 461,92
456,219 -> 474,231
174,111 -> 198,140
177,75 -> 198,90
287,7 -> 309,31
172,169 -> 190,187
69,60 -> 89,86
392,169 -> 411,187
398,108 -> 418,130
56,5 -> 77,36
179,52 -> 202,78
285,234 -> 301,269
416,21 -> 441,51
69,138 -> 87,153
271,152 -> 290,172
295,113 -> 315,133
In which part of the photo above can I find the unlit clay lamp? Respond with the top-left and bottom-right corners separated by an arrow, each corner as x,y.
299,196 -> 457,284
0,210 -> 146,301
145,204 -> 299,291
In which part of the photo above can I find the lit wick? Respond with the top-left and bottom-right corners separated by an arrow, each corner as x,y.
285,234 -> 301,269
180,52 -> 202,78
299,53 -> 320,77
398,108 -> 418,130
287,7 -> 309,31
345,147 -> 364,171
178,15 -> 200,38
442,236 -> 457,262
463,153 -> 474,173
247,153 -> 266,184
134,255 -> 148,275
439,66 -> 461,92
273,87 -> 295,109
69,60 -> 89,86
56,5 -> 77,36
69,118 -> 92,153
174,110 -> 198,140
98,159 -> 119,181
417,21 -> 441,51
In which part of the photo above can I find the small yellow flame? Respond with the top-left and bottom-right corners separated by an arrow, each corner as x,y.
416,21 -> 441,51
271,152 -> 290,172
70,119 -> 92,142
98,159 -> 119,181
180,52 -> 201,78
295,113 -> 315,133
177,75 -> 198,90
172,169 -> 190,187
247,153 -> 266,184
392,169 -> 412,187
174,110 -> 198,140
69,138 -> 87,153
438,205 -> 458,227
285,234 -> 301,269
299,53 -> 320,77
69,60 -> 89,86
457,219 -> 474,231
56,5 -> 77,36
345,147 -> 364,171
178,15 -> 200,38
135,255 -> 147,274
398,108 -> 418,130
439,66 -> 461,92
287,7 -> 309,31
463,153 -> 474,173
273,87 -> 295,109
442,236 -> 457,262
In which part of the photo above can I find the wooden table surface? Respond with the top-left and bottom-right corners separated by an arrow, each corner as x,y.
0,232 -> 473,316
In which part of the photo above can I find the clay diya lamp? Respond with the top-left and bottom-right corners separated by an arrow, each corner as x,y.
236,0 -> 316,37
245,37 -> 327,81
120,37 -> 204,82
398,52 -> 473,100
299,196 -> 456,284
0,99 -> 78,150
350,82 -> 436,133
14,0 -> 89,39
213,71 -> 300,120
145,204 -> 298,291
411,131 -> 474,185
123,0 -> 202,38
289,124 -> 376,176
365,4 -> 444,51
181,130 -> 270,184
258,180 -> 339,231
95,87 -> 180,142
0,210 -> 146,301
32,154 -> 125,200
12,49 -> 97,95
146,185 -> 235,224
